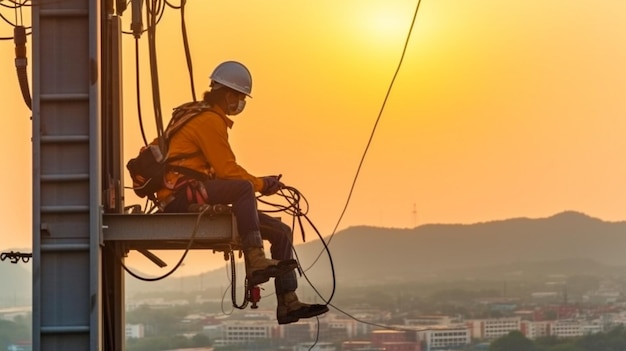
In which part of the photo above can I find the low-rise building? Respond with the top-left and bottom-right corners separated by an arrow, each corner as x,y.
213,319 -> 276,347
371,329 -> 421,351
405,315 -> 463,326
296,341 -> 336,351
125,324 -> 144,339
468,317 -> 521,340
521,320 -> 549,339
416,325 -> 469,350
548,319 -> 583,338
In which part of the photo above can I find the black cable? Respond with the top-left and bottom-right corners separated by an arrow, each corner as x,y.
0,0 -> 28,26
266,195 -> 435,336
164,0 -> 181,9
328,301 -> 429,332
230,249 -> 249,310
146,0 -> 166,153
16,0 -> 23,24
309,0 -> 426,337
259,186 -> 337,306
0,0 -> 29,10
220,262 -> 235,316
179,0 -> 196,102
122,0 -> 165,37
0,11 -> 17,26
125,0 -> 198,106
134,37 -> 149,146
307,0 -> 423,269
307,318 -> 321,351
0,30 -> 31,40
259,187 -> 332,350
260,0 -> 426,343
120,205 -> 212,281
4,0 -> 31,7
14,25 -> 31,110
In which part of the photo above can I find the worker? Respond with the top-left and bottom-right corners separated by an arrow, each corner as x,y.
156,60 -> 329,324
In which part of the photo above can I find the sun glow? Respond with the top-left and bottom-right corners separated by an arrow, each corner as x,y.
350,2 -> 416,46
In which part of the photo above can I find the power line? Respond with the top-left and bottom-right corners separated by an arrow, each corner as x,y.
307,0 -> 424,266
303,0 -> 427,339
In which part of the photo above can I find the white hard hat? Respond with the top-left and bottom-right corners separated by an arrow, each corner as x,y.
210,61 -> 252,97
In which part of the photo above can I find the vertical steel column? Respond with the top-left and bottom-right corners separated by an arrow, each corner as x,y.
101,12 -> 126,351
32,0 -> 102,350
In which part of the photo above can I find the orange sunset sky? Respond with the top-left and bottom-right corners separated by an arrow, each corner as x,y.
1,1 -> 626,273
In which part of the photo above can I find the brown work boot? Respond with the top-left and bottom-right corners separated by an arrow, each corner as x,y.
276,291 -> 329,325
244,247 -> 298,287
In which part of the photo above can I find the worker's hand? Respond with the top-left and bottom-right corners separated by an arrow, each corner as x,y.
261,175 -> 284,195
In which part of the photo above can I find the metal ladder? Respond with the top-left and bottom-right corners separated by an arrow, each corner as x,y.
32,1 -> 101,350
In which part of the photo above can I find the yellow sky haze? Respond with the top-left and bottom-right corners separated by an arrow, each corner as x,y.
1,1 -> 626,275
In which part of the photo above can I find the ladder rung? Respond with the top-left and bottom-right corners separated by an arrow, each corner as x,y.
41,243 -> 90,252
39,9 -> 89,18
41,205 -> 89,214
41,174 -> 89,182
40,93 -> 89,101
40,135 -> 89,143
41,325 -> 90,334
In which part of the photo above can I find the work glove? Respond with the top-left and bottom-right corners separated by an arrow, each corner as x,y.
261,175 -> 284,196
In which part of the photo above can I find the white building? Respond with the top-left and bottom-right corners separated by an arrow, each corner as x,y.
201,324 -> 222,340
213,319 -> 275,346
126,298 -> 189,311
324,313 -> 359,339
548,319 -> 602,338
549,320 -> 583,338
468,317 -> 521,340
417,325 -> 471,350
580,321 -> 602,335
296,342 -> 336,351
521,320 -> 550,339
405,315 -> 463,326
125,324 -> 144,339
521,319 -> 603,340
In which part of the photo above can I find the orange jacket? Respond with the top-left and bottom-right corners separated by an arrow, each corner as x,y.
156,105 -> 264,203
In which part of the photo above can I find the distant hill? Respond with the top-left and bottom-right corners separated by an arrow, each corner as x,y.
5,212 -> 626,302
126,211 -> 626,294
293,211 -> 626,284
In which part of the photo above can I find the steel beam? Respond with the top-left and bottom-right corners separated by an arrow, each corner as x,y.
102,213 -> 240,251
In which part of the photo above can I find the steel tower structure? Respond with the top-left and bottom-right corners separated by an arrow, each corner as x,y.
31,1 -> 238,350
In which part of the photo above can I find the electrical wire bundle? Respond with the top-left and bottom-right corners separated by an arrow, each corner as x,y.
0,0 -> 30,41
259,185 -> 337,304
1,0 -> 32,110
123,0 -> 197,150
120,185 -> 337,311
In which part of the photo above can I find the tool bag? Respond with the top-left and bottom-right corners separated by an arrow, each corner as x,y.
126,101 -> 211,200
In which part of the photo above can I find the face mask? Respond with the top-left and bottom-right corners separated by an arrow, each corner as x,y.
228,99 -> 246,116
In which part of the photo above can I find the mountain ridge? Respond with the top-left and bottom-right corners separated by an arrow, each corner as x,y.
122,211 -> 626,294
4,211 -> 626,300
296,211 -> 626,282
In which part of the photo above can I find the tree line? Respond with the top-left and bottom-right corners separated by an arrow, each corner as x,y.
489,325 -> 626,351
